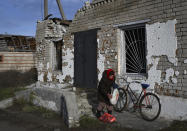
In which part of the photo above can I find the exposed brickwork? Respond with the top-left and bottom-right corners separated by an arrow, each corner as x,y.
35,19 -> 69,83
63,0 -> 187,98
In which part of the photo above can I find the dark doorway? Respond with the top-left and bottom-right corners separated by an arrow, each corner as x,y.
54,40 -> 62,71
74,29 -> 97,88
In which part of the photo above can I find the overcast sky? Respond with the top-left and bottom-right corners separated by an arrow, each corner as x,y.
0,0 -> 87,36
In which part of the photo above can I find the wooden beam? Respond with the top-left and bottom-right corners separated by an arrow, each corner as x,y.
56,0 -> 66,20
44,0 -> 48,19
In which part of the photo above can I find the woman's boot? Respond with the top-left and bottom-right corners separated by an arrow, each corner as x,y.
96,110 -> 101,118
108,110 -> 112,115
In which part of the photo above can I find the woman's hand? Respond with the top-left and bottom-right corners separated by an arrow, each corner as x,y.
107,94 -> 112,99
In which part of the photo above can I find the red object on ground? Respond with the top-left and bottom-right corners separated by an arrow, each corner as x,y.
99,113 -> 116,123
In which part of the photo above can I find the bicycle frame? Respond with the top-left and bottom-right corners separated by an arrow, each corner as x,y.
126,85 -> 146,108
114,81 -> 161,121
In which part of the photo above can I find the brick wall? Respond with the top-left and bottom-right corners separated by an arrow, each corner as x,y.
36,19 -> 68,83
0,52 -> 36,72
63,0 -> 187,98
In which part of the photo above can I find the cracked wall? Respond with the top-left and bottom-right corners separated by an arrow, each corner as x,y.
61,34 -> 74,84
66,0 -> 187,120
35,19 -> 70,84
34,0 -> 187,121
146,19 -> 178,90
69,0 -> 187,98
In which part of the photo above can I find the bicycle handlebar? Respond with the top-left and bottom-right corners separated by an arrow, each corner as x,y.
118,77 -> 142,84
130,81 -> 141,84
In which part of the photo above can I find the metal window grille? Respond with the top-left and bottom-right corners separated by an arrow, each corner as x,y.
124,25 -> 146,74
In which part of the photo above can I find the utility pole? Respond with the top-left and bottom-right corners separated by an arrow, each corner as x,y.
56,0 -> 66,20
44,0 -> 66,20
44,0 -> 48,19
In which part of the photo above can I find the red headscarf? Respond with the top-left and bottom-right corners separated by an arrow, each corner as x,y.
106,69 -> 115,81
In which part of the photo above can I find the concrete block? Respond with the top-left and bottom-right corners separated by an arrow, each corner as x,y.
32,86 -> 79,128
62,92 -> 80,127
0,98 -> 14,109
15,89 -> 33,101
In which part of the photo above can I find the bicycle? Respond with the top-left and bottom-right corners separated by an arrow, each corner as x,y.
114,81 -> 161,121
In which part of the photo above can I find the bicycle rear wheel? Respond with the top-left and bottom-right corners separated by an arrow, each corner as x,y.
114,88 -> 127,112
139,92 -> 161,121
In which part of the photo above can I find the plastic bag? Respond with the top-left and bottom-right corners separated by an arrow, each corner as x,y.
110,88 -> 119,105
99,113 -> 116,123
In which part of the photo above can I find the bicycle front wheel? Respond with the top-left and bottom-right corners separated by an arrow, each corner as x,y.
139,92 -> 161,121
114,88 -> 127,112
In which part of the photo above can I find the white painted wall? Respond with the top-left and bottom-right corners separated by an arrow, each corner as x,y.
61,47 -> 74,84
118,19 -> 178,90
160,95 -> 187,120
118,19 -> 187,120
145,19 -> 178,89
146,19 -> 177,64
97,38 -> 105,81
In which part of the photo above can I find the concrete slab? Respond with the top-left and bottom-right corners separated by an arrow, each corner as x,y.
31,87 -> 79,127
113,110 -> 172,131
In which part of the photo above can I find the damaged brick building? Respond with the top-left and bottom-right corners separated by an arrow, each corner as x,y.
35,18 -> 71,83
35,0 -> 187,125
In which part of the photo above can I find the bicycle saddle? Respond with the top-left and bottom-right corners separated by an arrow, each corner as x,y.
141,84 -> 150,89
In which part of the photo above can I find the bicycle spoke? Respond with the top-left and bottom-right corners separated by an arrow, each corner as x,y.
114,88 -> 127,112
140,93 -> 161,121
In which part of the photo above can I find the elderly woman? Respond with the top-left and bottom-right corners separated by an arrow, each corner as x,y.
96,69 -> 118,118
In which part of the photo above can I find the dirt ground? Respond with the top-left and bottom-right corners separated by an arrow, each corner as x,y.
0,102 -> 187,131
0,109 -> 135,131
0,101 -> 135,131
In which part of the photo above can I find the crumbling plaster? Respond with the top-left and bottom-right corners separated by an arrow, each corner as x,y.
97,38 -> 105,81
36,19 -> 68,84
145,19 -> 178,89
61,47 -> 74,84
117,19 -> 187,120
117,19 -> 179,92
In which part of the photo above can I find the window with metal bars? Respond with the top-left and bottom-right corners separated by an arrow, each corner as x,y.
123,25 -> 146,74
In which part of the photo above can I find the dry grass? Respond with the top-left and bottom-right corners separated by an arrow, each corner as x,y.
0,68 -> 37,88
0,87 -> 26,101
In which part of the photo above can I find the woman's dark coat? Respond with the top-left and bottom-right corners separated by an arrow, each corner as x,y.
97,70 -> 115,105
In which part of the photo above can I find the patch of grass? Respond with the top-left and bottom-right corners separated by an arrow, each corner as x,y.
0,87 -> 26,101
35,106 -> 58,119
78,115 -> 137,131
13,98 -> 58,119
22,105 -> 37,112
11,97 -> 32,111
0,68 -> 37,88
79,115 -> 104,128
14,97 -> 30,105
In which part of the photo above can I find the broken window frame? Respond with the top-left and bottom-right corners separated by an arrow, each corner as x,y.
120,23 -> 147,76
